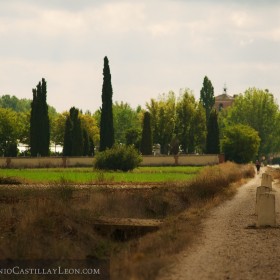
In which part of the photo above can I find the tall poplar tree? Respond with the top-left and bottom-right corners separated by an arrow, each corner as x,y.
200,76 -> 215,123
140,112 -> 153,155
206,109 -> 220,154
146,92 -> 176,154
99,56 -> 114,151
30,78 -> 50,156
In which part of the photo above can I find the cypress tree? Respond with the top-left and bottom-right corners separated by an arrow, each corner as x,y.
206,109 -> 220,154
89,137 -> 95,156
39,79 -> 50,156
71,108 -> 83,156
62,107 -> 84,156
140,112 -> 153,155
99,56 -> 114,151
63,116 -> 72,156
83,129 -> 89,156
200,76 -> 215,123
30,89 -> 38,156
30,78 -> 50,156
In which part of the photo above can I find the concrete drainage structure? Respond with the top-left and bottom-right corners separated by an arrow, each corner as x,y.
256,173 -> 276,227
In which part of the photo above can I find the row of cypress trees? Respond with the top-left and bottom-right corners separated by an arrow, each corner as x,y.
29,57 -> 114,157
30,79 -> 95,157
29,59 -> 219,157
62,107 -> 94,156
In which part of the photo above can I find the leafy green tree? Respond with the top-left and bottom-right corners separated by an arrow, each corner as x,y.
51,112 -> 68,147
140,112 -> 153,155
125,128 -> 141,150
80,113 -> 99,148
175,89 -> 206,153
99,56 -> 114,151
193,102 -> 207,153
0,108 -> 20,156
0,95 -> 31,112
146,91 -> 176,154
175,90 -> 196,153
222,124 -> 260,163
200,76 -> 215,122
223,88 -> 279,155
17,111 -> 30,146
206,109 -> 220,154
113,102 -> 142,144
30,78 -> 50,156
272,112 -> 280,155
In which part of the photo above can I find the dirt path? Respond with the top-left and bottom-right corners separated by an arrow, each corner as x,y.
157,169 -> 280,280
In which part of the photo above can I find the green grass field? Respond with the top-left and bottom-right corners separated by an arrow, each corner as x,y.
0,166 -> 202,184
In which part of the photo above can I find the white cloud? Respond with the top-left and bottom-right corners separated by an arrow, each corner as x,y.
85,2 -> 146,33
230,11 -> 255,28
147,20 -> 184,37
0,0 -> 280,112
268,28 -> 280,42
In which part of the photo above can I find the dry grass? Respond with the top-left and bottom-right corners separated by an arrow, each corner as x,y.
0,187 -> 113,261
267,166 -> 280,182
186,161 -> 255,199
0,162 -> 255,280
110,162 -> 255,280
0,186 -> 186,261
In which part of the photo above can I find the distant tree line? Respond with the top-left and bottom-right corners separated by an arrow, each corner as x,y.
0,58 -> 280,163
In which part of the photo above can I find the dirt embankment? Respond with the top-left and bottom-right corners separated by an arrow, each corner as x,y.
158,168 -> 280,280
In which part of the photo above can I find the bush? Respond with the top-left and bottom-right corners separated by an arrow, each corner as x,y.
94,145 -> 142,172
221,124 -> 260,163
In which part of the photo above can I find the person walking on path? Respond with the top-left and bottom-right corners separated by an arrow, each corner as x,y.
255,160 -> 261,174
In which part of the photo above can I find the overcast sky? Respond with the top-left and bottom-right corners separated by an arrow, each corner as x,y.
0,0 -> 280,113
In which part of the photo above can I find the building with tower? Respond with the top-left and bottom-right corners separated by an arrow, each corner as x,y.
214,86 -> 235,111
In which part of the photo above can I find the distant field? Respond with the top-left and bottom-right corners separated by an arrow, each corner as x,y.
0,166 -> 202,184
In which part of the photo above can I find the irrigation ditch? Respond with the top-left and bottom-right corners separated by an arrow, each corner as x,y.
0,162 -> 255,279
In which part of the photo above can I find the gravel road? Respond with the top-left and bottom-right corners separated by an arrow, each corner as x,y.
157,169 -> 280,280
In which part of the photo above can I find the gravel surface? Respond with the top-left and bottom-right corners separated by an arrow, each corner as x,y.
158,169 -> 280,280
